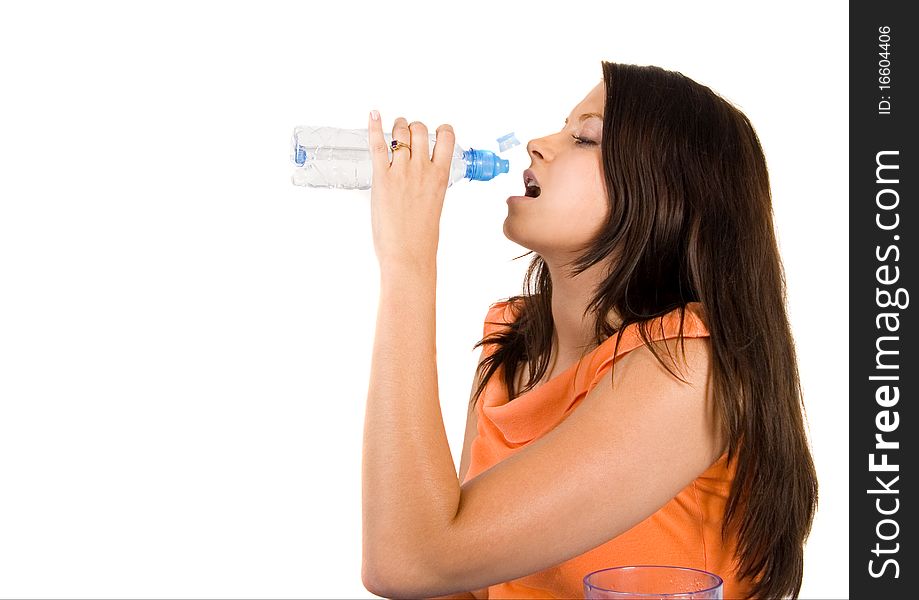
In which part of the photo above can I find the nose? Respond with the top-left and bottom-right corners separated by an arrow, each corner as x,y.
526,136 -> 550,163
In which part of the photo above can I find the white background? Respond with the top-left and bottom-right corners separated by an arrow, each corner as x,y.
0,1 -> 847,598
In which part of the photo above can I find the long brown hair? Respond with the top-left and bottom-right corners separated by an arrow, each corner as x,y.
469,62 -> 818,599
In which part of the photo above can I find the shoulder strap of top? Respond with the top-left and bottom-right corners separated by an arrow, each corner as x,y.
482,299 -> 520,337
582,302 -> 710,393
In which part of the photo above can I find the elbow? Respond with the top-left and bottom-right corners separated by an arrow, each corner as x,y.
362,547 -> 420,599
362,543 -> 406,598
362,560 -> 393,599
362,549 -> 461,599
361,556 -> 431,599
362,567 -> 423,599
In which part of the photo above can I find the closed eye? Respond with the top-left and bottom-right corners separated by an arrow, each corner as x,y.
572,134 -> 596,146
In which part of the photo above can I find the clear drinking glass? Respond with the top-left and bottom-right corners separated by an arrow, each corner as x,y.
583,565 -> 724,599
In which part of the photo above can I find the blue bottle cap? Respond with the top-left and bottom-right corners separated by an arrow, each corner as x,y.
463,148 -> 510,182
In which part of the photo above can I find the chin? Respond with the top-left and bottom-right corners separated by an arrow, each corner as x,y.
502,226 -> 553,256
504,216 -> 591,257
502,219 -> 532,250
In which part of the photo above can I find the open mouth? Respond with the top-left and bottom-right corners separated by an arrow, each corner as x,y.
523,170 -> 541,198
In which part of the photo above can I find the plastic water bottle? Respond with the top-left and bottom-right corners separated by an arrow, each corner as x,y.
290,126 -> 510,190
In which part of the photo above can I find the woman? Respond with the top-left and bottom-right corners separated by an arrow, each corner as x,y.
361,61 -> 818,599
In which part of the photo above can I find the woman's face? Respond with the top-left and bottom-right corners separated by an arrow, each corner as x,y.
504,81 -> 608,258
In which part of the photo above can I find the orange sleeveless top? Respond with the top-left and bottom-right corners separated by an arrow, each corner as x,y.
463,300 -> 752,599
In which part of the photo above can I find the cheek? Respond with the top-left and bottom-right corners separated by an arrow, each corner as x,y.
568,169 -> 610,240
557,168 -> 608,223
532,187 -> 607,247
567,192 -> 609,238
585,163 -> 610,221
552,162 -> 603,204
504,160 -> 608,249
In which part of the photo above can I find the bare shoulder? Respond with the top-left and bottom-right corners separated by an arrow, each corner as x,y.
613,335 -> 721,456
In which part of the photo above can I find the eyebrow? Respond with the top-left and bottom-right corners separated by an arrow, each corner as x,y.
565,112 -> 604,124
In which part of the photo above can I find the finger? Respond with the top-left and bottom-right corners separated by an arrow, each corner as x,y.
391,117 -> 412,166
408,121 -> 429,166
368,110 -> 389,175
431,124 -> 455,173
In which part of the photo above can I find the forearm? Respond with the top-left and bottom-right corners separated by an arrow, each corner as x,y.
362,261 -> 461,575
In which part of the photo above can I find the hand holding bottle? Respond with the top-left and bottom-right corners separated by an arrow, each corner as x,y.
367,110 -> 455,271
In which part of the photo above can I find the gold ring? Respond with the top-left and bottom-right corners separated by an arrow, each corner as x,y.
391,139 -> 412,154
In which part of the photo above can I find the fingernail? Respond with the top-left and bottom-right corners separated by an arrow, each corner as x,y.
370,110 -> 380,121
